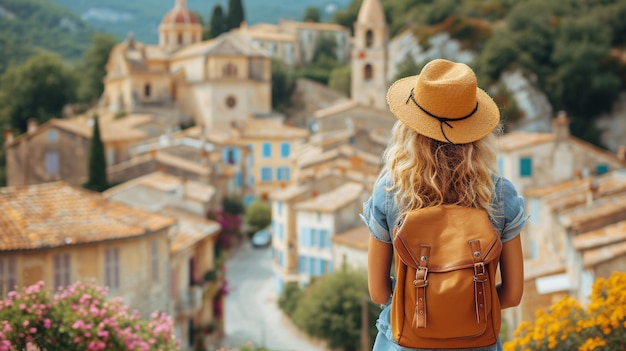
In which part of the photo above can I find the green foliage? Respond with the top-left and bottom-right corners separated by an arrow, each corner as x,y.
76,33 -> 117,103
278,282 -> 302,317
245,199 -> 271,233
393,54 -> 422,81
0,52 -> 77,133
227,0 -> 246,30
471,0 -> 626,146
328,65 -> 351,96
0,0 -> 94,62
291,269 -> 379,351
294,34 -> 342,85
83,114 -> 109,192
271,59 -> 296,111
303,6 -> 321,22
206,4 -> 229,40
222,196 -> 245,216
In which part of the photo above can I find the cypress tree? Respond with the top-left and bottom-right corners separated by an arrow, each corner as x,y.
207,4 -> 228,39
227,0 -> 245,30
84,114 -> 108,192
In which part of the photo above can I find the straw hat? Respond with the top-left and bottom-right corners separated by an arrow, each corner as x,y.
386,59 -> 500,144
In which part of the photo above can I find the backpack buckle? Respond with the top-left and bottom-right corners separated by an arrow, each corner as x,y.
473,262 -> 487,282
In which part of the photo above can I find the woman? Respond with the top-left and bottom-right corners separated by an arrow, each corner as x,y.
362,59 -> 527,350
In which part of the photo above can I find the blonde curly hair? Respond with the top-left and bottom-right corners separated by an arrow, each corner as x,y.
380,121 -> 502,221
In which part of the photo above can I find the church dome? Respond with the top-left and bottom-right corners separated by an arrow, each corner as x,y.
162,0 -> 199,25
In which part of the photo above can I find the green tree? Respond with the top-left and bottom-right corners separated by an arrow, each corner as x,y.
206,4 -> 229,39
278,282 -> 302,317
245,199 -> 271,233
227,0 -> 245,30
393,54 -> 422,81
292,269 -> 378,351
222,195 -> 245,215
0,52 -> 77,133
83,114 -> 109,192
271,59 -> 296,111
77,33 -> 117,103
303,6 -> 321,22
328,65 -> 351,96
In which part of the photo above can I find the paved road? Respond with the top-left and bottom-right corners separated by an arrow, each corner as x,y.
221,242 -> 325,351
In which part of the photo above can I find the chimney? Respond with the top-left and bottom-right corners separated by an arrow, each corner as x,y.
3,126 -> 13,146
553,111 -> 570,141
618,145 -> 626,163
27,119 -> 38,135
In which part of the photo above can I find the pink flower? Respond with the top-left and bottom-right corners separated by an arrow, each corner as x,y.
22,320 -> 29,327
43,319 -> 51,329
73,336 -> 81,343
29,327 -> 36,334
72,320 -> 84,329
19,304 -> 26,310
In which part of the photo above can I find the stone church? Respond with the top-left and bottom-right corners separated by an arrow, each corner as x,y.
100,0 -> 272,131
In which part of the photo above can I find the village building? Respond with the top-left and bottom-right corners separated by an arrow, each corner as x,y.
236,19 -> 350,69
331,225 -> 370,271
3,113 -> 165,187
514,170 -> 626,330
104,172 -> 223,350
100,0 -> 272,132
0,182 -> 175,319
497,111 -> 626,193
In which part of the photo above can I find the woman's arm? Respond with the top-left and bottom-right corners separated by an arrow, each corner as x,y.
368,236 -> 394,305
497,235 -> 524,309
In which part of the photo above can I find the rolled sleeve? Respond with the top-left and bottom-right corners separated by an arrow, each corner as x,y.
501,178 -> 529,243
361,177 -> 392,243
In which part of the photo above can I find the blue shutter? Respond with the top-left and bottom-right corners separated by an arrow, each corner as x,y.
262,143 -> 272,158
235,172 -> 243,188
318,259 -> 324,275
308,257 -> 314,276
280,143 -> 291,158
299,228 -> 305,247
298,256 -> 304,273
520,157 -> 532,177
596,164 -> 609,175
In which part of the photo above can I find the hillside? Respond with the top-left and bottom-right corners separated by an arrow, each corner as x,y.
0,0 -> 94,67
49,0 -> 351,44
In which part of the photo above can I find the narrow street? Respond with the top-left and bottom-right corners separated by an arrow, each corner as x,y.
220,242 -> 325,351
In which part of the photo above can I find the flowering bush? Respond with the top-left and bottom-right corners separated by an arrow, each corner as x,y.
504,271 -> 626,351
0,281 -> 179,351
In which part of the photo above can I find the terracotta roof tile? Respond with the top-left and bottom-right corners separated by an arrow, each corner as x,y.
236,118 -> 309,139
0,182 -> 175,251
164,208 -> 220,255
295,182 -> 364,212
332,225 -> 370,250
497,131 -> 554,152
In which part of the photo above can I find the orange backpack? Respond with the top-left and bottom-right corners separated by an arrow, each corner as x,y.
390,205 -> 503,348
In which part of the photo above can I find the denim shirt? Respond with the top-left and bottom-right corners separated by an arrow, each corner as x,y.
361,173 -> 528,244
361,173 -> 528,351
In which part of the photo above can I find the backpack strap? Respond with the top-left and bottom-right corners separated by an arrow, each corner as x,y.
469,240 -> 488,324
412,245 -> 430,328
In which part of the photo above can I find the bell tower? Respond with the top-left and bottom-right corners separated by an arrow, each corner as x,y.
351,0 -> 388,110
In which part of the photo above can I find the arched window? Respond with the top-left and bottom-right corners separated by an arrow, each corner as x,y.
364,64 -> 373,81
223,63 -> 238,77
144,83 -> 151,97
365,30 -> 374,48
177,33 -> 183,45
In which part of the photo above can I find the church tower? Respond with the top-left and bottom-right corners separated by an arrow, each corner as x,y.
159,0 -> 203,52
351,0 -> 388,110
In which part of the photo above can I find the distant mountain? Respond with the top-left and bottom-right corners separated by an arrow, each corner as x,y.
0,0 -> 95,64
49,0 -> 352,44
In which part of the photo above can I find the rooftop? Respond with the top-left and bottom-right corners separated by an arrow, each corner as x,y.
332,225 -> 370,251
0,182 -> 175,251
295,182 -> 364,213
